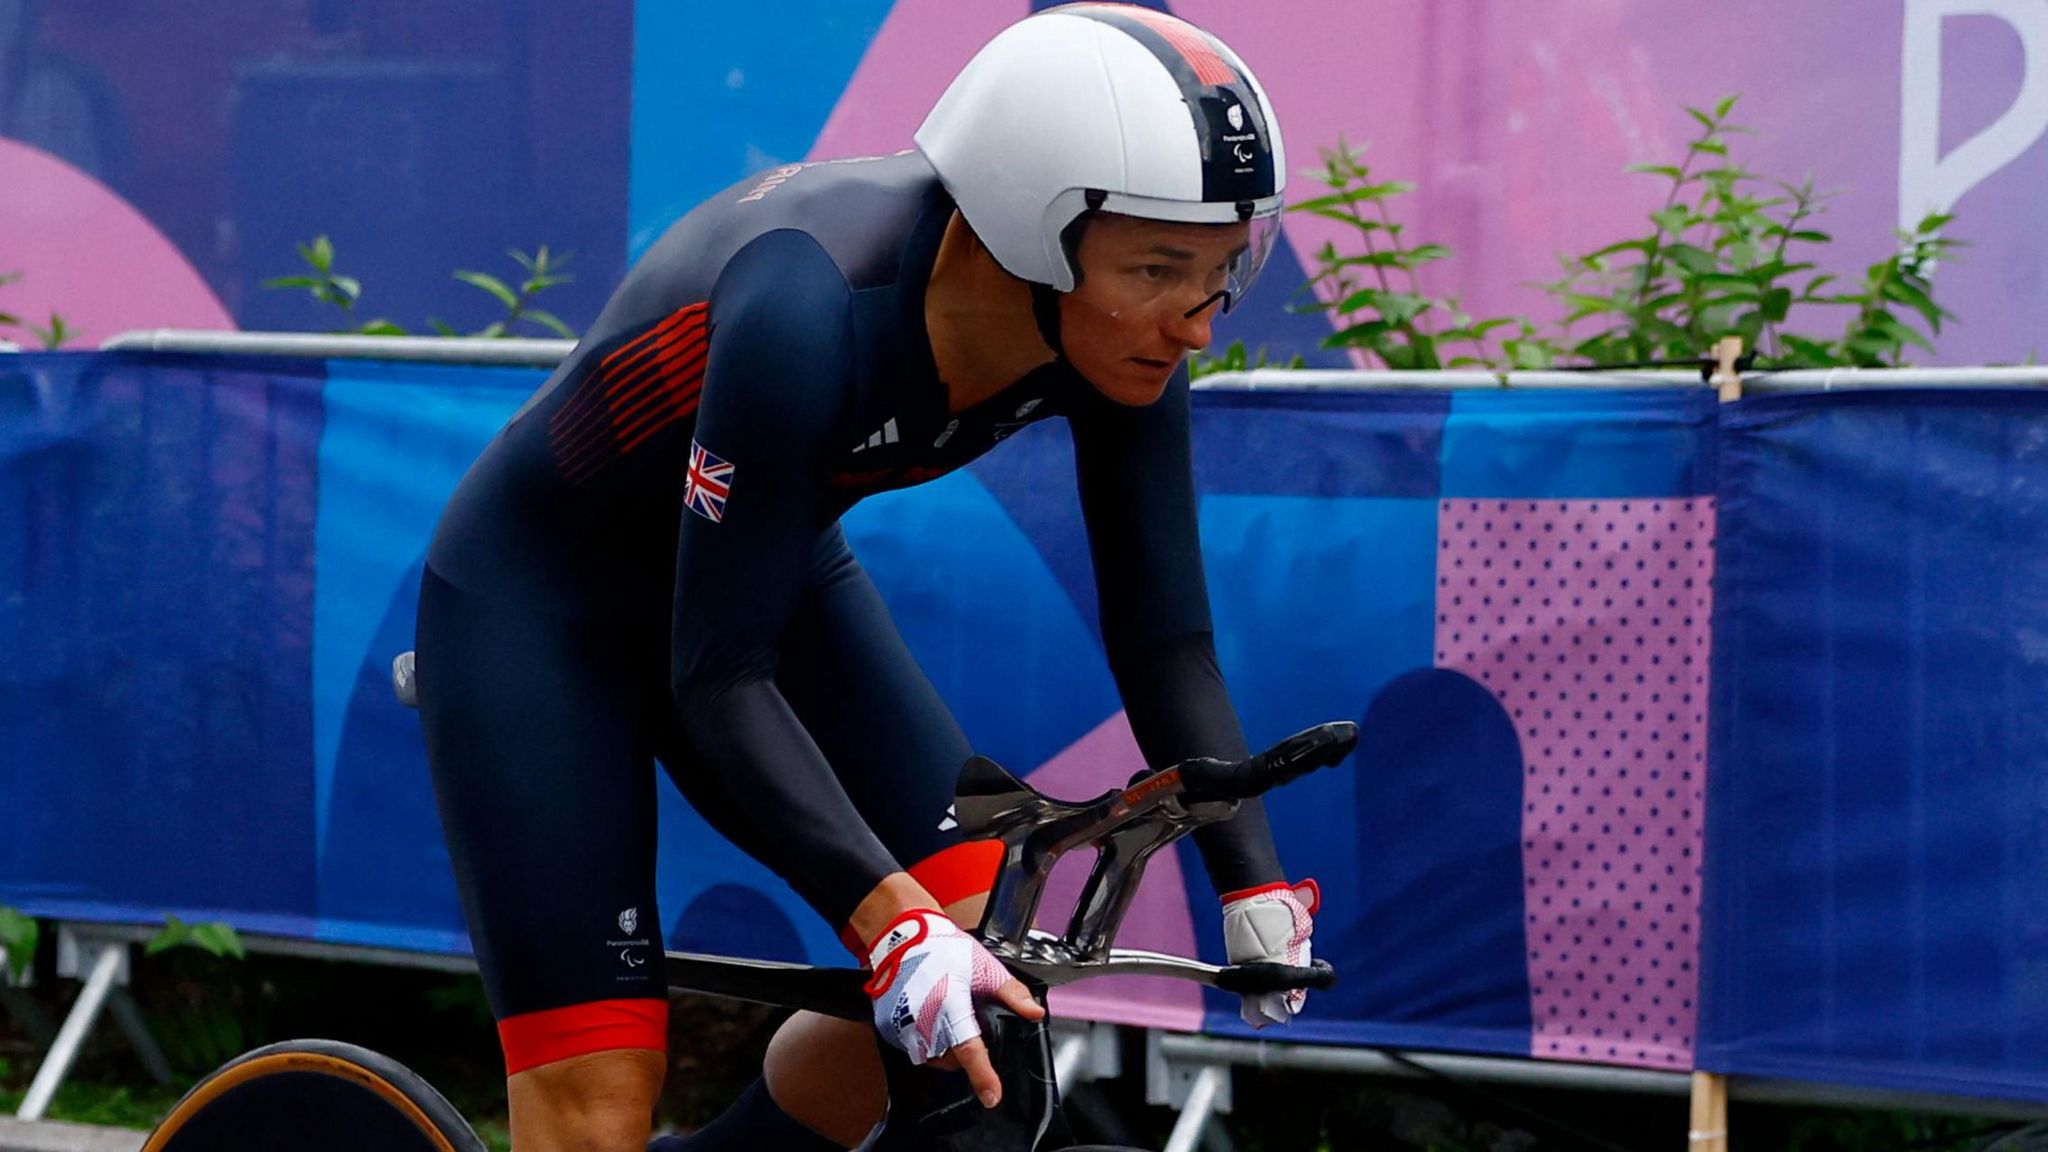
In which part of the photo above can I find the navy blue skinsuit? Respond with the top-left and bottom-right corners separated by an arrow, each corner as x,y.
416,150 -> 1281,1025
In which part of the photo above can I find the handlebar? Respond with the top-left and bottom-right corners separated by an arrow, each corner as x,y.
1173,721 -> 1359,802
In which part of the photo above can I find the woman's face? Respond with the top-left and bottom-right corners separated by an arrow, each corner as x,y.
1058,213 -> 1250,406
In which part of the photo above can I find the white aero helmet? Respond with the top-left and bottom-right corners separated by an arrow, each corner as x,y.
914,4 -> 1286,311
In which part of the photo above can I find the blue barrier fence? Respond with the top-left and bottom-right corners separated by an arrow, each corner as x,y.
2,351 -> 2045,1105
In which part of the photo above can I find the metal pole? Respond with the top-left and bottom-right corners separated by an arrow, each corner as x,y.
1161,1065 -> 1226,1152
1052,1034 -> 1088,1096
17,944 -> 122,1120
101,329 -> 2048,391
1194,366 -> 2048,392
100,329 -> 574,368
1157,1033 -> 1691,1096
106,990 -> 174,1086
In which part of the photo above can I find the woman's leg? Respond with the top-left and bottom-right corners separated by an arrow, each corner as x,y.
416,568 -> 670,1152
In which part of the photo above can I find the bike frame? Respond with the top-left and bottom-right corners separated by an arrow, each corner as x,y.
658,731 -> 1351,1151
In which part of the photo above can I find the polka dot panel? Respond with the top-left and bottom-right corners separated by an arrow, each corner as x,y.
1434,498 -> 1714,1069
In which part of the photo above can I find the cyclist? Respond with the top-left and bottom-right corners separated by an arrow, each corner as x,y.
414,7 -> 1321,1151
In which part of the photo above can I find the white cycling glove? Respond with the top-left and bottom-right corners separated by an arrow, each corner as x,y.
1220,878 -> 1320,1029
864,909 -> 1012,1064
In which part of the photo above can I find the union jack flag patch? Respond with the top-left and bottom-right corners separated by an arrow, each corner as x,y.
685,440 -> 735,523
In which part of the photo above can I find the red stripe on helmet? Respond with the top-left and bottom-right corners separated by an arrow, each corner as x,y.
1122,9 -> 1239,87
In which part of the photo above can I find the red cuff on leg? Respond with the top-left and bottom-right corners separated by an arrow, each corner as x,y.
497,998 -> 669,1077
908,839 -> 1003,908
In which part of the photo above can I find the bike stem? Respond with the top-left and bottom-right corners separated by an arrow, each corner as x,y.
951,757 -> 1240,969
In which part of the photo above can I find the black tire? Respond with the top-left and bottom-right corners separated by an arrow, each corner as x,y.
143,1038 -> 487,1152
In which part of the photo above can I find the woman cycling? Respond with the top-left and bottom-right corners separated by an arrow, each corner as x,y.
414,7 -> 1321,1151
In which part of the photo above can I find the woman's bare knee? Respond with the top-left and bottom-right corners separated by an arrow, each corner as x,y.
508,1047 -> 666,1152
764,1011 -> 885,1147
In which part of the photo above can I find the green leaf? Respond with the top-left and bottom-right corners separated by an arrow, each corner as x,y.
1881,277 -> 1946,332
358,319 -> 408,336
189,923 -> 246,959
429,319 -> 458,337
31,314 -> 69,349
1323,319 -> 1393,347
261,276 -> 323,291
1760,288 -> 1794,323
1405,243 -> 1453,264
1691,273 -> 1762,298
473,321 -> 507,339
1325,250 -> 1412,270
1584,238 -> 1650,262
1374,292 -> 1431,324
1687,106 -> 1717,131
1299,206 -> 1387,229
1651,207 -> 1693,234
1691,139 -> 1729,157
146,916 -> 191,955
309,235 -> 334,272
1287,183 -> 1413,213
1627,164 -> 1685,180
330,276 -> 361,302
523,309 -> 578,340
0,907 -> 36,983
455,271 -> 520,310
1665,244 -> 1720,274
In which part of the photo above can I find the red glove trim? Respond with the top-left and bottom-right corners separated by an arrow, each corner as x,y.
860,907 -> 941,995
1219,877 -> 1320,917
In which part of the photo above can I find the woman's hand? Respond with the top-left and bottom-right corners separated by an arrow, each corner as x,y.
1220,879 -> 1320,1027
863,908 -> 1046,1108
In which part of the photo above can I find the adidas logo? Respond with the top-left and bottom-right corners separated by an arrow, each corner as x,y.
851,418 -> 900,454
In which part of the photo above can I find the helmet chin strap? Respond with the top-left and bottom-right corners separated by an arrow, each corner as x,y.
1030,281 -> 1067,360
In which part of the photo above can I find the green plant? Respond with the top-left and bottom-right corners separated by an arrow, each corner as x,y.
1543,95 -> 1958,369
264,237 -> 579,340
147,916 -> 247,960
1189,339 -> 1306,380
438,246 -> 577,339
0,270 -> 75,348
263,235 -> 404,335
1291,137 -> 1536,371
0,906 -> 36,982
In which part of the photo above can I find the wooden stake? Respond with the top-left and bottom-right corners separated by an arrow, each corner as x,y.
1689,1070 -> 1729,1151
1711,336 -> 1745,402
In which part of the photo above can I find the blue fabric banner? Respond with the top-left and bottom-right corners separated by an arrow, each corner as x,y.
1705,389 -> 2048,1102
16,355 -> 2048,1104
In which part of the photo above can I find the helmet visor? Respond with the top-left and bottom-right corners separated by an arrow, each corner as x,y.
1076,210 -> 1281,319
